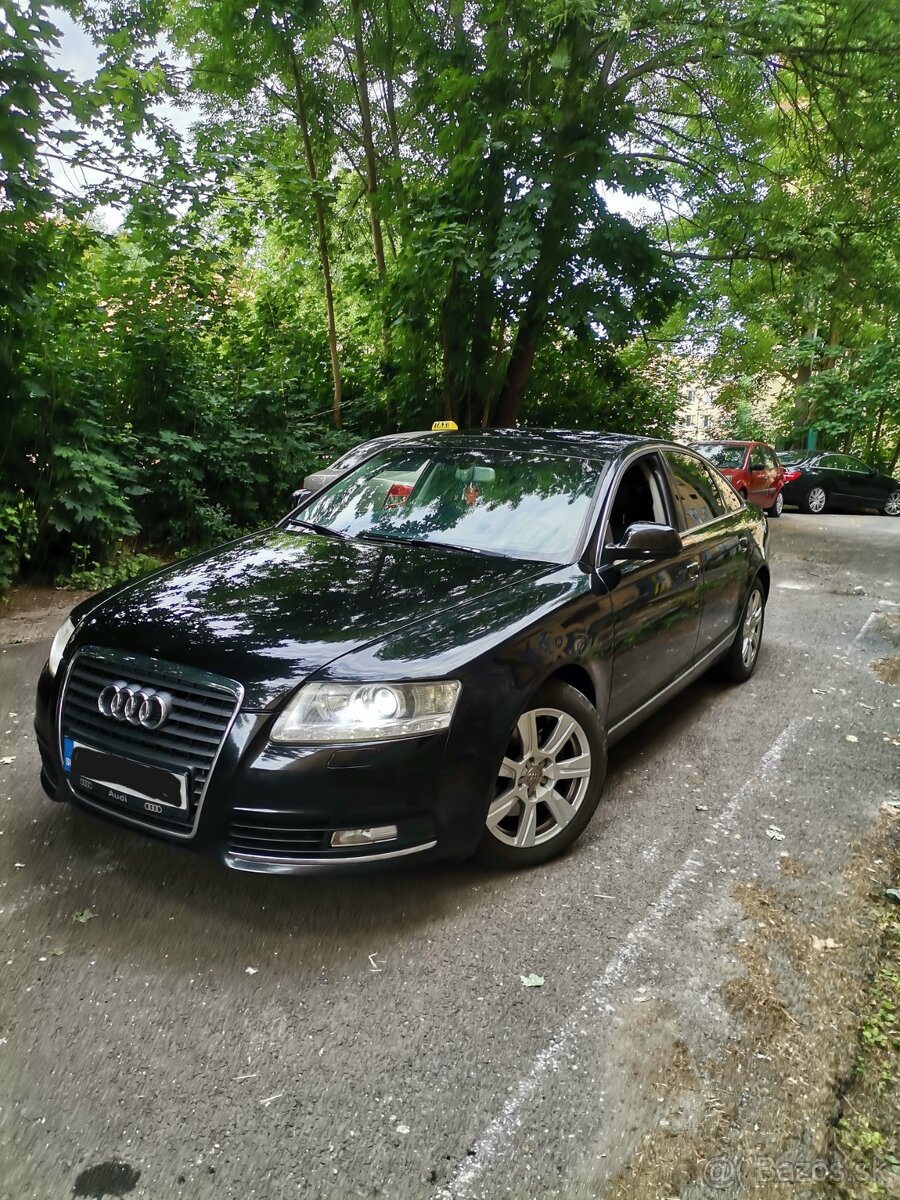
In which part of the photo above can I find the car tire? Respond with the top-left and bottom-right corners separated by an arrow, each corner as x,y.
766,491 -> 784,517
721,579 -> 766,682
881,488 -> 900,517
802,485 -> 827,514
474,680 -> 606,868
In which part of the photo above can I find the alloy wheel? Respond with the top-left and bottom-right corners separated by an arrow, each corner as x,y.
885,489 -> 900,517
773,491 -> 784,516
807,486 -> 826,513
741,589 -> 764,669
486,707 -> 593,849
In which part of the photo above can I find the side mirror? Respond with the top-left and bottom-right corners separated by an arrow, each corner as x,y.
291,488 -> 311,507
609,522 -> 683,560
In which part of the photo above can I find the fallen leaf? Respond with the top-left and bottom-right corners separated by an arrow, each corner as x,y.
520,973 -> 544,988
49,947 -> 65,957
244,966 -> 258,975
13,862 -> 24,869
812,936 -> 841,951
396,1124 -> 410,1135
766,825 -> 785,841
845,734 -> 858,743
72,908 -> 95,924
0,757 -> 14,766
695,804 -> 709,812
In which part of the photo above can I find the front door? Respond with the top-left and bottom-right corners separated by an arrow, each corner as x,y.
597,452 -> 703,728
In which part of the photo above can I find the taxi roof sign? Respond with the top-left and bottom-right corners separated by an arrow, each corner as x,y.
431,420 -> 458,431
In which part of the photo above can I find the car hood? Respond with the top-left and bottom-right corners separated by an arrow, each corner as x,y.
71,529 -> 551,708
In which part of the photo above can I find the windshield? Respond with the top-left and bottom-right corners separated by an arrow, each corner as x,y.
694,443 -> 746,470
293,443 -> 606,562
776,451 -> 802,465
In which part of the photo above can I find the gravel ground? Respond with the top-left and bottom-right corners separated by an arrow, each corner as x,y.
0,513 -> 898,1200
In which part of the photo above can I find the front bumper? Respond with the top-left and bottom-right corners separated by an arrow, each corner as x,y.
35,656 -> 497,873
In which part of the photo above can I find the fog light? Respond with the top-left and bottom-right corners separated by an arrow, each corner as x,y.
331,825 -> 398,848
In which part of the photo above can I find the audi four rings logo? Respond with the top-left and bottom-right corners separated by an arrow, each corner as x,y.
97,681 -> 173,730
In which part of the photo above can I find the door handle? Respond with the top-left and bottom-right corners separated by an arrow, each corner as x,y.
686,560 -> 701,580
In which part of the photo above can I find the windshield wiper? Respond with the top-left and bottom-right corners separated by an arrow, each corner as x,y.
287,518 -> 348,540
357,531 -> 504,558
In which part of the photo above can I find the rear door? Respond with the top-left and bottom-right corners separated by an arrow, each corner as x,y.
833,455 -> 882,510
746,444 -> 775,508
665,451 -> 746,655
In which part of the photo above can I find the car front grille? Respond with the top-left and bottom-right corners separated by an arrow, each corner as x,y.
60,650 -> 241,835
228,813 -> 437,862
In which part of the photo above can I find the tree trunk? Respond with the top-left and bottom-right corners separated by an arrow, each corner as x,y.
351,0 -> 387,278
287,45 -> 342,427
493,21 -> 594,426
467,14 -> 507,427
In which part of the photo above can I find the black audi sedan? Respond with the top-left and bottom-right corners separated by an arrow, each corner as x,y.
780,451 -> 900,515
35,430 -> 769,873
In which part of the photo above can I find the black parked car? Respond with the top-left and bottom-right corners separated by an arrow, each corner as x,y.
780,452 -> 900,515
36,431 -> 769,873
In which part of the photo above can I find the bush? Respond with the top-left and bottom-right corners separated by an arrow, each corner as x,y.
0,493 -> 38,594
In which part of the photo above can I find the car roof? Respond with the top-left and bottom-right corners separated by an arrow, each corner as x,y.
693,439 -> 759,447
379,428 -> 665,460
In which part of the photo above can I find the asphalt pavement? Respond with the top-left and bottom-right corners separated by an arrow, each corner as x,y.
1,514 -> 898,1200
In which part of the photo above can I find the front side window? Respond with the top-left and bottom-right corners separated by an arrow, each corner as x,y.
666,452 -> 729,529
838,455 -> 868,474
605,454 -> 671,543
296,443 -> 608,563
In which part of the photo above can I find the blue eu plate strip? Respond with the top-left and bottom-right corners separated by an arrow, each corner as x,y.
63,736 -> 74,774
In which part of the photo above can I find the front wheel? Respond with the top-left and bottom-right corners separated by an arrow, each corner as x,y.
475,681 -> 606,868
766,491 -> 784,518
721,580 -> 766,682
802,485 -> 827,514
881,488 -> 900,517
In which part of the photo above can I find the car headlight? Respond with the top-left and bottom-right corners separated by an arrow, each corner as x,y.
48,616 -> 75,678
270,680 -> 461,744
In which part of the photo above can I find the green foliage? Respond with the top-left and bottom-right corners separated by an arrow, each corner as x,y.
0,492 -> 38,592
2,0 -> 899,595
59,543 -> 167,590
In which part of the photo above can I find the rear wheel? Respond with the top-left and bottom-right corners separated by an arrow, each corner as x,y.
802,485 -> 827,514
721,580 -> 765,682
882,489 -> 900,517
766,491 -> 784,518
475,681 -> 606,868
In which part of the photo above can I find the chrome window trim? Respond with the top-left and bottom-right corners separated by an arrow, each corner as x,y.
57,646 -> 244,842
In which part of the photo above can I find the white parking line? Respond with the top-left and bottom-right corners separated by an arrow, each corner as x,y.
435,717 -> 803,1200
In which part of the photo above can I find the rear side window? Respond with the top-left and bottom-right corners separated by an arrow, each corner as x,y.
666,452 -> 729,529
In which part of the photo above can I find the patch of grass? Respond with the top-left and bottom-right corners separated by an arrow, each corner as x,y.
833,874 -> 900,1197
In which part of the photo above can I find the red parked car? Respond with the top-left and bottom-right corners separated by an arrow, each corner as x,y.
691,440 -> 786,517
